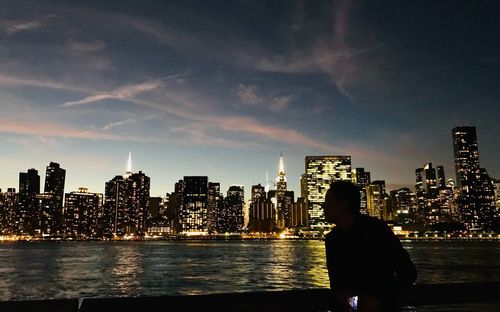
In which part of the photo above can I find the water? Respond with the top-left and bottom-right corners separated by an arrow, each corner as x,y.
0,240 -> 499,310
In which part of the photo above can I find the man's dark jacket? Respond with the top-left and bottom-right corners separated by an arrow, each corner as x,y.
325,214 -> 417,309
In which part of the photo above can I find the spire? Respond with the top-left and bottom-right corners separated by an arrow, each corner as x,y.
276,152 -> 287,190
265,171 -> 270,193
278,152 -> 285,175
125,152 -> 133,178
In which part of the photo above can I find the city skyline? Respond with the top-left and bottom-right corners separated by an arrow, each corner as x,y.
1,1 -> 499,198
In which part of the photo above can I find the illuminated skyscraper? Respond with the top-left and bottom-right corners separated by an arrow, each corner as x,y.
17,168 -> 40,235
366,180 -> 385,218
221,185 -> 244,233
249,184 -> 275,232
208,182 -> 223,233
268,154 -> 294,229
43,162 -> 66,236
436,165 -> 446,189
494,179 -> 500,211
389,188 -> 415,224
0,188 -> 17,235
352,168 -> 371,214
305,156 -> 351,231
64,188 -> 103,238
452,126 -> 495,230
180,176 -> 208,233
103,154 -> 150,237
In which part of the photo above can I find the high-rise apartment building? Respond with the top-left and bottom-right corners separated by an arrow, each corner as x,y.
305,156 -> 351,231
43,162 -> 66,235
207,182 -> 223,233
222,185 -> 244,233
0,188 -> 17,235
64,188 -> 102,238
17,168 -> 40,235
452,126 -> 496,230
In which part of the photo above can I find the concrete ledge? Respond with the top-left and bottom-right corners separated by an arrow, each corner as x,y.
0,298 -> 79,312
1,282 -> 499,312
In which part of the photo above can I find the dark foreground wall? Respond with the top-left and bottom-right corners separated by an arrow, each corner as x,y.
1,282 -> 499,312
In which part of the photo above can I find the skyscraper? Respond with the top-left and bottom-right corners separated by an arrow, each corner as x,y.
103,154 -> 150,237
268,154 -> 294,229
305,156 -> 351,231
43,162 -> 66,236
208,182 -> 223,233
180,176 -> 208,234
0,188 -> 17,235
249,184 -> 275,232
17,168 -> 40,235
452,126 -> 495,230
64,188 -> 103,238
352,168 -> 371,215
222,185 -> 244,233
366,180 -> 385,218
436,165 -> 446,189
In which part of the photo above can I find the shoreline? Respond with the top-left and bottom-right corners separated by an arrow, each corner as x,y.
1,234 -> 499,243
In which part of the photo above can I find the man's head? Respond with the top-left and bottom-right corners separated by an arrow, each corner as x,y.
324,181 -> 361,223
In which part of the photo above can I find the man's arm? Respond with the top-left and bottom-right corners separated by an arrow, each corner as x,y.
383,224 -> 417,287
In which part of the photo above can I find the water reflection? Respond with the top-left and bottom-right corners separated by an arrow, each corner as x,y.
0,240 -> 498,302
109,244 -> 144,295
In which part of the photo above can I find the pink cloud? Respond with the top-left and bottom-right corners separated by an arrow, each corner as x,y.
0,119 -> 161,143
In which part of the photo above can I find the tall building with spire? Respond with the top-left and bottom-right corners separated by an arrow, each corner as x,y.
276,153 -> 287,191
268,154 -> 294,229
103,154 -> 150,237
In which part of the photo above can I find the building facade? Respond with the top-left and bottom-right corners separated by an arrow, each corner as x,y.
452,126 -> 496,230
305,156 -> 352,231
64,188 -> 103,238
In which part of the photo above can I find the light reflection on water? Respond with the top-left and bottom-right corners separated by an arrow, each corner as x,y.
0,240 -> 498,306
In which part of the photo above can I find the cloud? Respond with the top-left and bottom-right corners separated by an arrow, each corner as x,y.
270,96 -> 292,112
126,92 -> 335,152
236,84 -> 262,106
2,20 -> 42,35
62,80 -> 163,107
0,118 -> 161,143
0,73 -> 89,93
209,115 -> 334,151
61,72 -> 189,107
68,40 -> 106,52
102,119 -> 136,130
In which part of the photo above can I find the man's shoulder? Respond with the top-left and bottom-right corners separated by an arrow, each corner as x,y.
357,214 -> 391,231
325,227 -> 341,241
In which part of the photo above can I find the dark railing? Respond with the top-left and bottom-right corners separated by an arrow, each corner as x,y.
1,282 -> 499,312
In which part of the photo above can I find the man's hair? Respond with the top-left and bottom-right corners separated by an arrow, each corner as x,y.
328,181 -> 361,214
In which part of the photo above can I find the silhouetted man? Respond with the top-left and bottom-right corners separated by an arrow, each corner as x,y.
324,181 -> 417,311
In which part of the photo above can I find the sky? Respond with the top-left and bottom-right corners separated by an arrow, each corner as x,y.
0,0 -> 499,200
